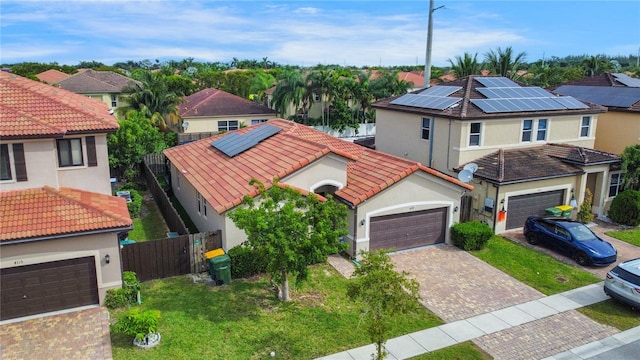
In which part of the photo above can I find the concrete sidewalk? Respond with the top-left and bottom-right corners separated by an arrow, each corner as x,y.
316,282 -> 639,360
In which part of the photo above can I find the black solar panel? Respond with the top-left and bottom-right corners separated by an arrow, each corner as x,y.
419,86 -> 462,97
475,77 -> 519,88
211,124 -> 281,157
554,85 -> 640,108
471,97 -> 586,113
477,86 -> 551,99
613,73 -> 640,88
390,94 -> 461,110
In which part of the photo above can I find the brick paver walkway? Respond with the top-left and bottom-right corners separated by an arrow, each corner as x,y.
0,306 -> 112,360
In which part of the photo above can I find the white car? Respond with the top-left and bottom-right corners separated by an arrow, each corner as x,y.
604,257 -> 640,309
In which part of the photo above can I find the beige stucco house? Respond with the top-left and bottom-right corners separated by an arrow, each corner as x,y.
550,72 -> 640,155
373,75 -> 621,233
164,119 -> 472,258
0,72 -> 132,321
178,88 -> 277,133
54,69 -> 140,120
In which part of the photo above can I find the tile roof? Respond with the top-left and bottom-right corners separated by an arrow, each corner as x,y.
179,88 -> 276,117
55,69 -> 140,93
0,72 -> 119,139
459,144 -> 620,185
164,119 -> 472,213
372,75 -> 607,120
36,69 -> 70,84
0,186 -> 132,242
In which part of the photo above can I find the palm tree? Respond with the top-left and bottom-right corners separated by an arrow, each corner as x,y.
117,71 -> 181,132
352,71 -> 374,122
581,55 -> 612,77
484,46 -> 527,79
249,71 -> 276,105
448,52 -> 483,77
307,70 -> 333,126
271,70 -> 310,123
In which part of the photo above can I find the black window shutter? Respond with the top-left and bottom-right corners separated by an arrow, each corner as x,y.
86,136 -> 97,167
12,143 -> 27,182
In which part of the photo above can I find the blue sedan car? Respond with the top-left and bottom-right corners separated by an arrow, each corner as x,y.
523,216 -> 617,266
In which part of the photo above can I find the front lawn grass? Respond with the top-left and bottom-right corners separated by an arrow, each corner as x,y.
577,299 -> 640,330
471,236 -> 601,295
409,341 -> 492,359
127,197 -> 168,241
605,228 -> 640,247
111,263 -> 444,359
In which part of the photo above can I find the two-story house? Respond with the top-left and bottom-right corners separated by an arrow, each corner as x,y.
373,76 -> 621,234
0,72 -> 132,321
549,72 -> 640,155
164,119 -> 472,258
179,88 -> 277,133
54,69 -> 140,119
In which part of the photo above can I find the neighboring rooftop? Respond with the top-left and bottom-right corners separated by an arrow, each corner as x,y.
0,72 -> 119,139
0,186 -> 132,242
458,143 -> 620,185
549,72 -> 640,111
36,69 -> 70,84
179,88 -> 276,117
372,75 -> 606,119
164,119 -> 472,214
55,69 -> 140,94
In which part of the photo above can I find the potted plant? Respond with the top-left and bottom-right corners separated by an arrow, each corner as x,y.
113,308 -> 161,349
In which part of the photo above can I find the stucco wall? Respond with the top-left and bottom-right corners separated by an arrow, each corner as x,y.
594,112 -> 640,155
0,232 -> 123,304
182,114 -> 277,133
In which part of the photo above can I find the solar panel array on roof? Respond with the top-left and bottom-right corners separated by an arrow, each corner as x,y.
475,77 -> 519,88
390,94 -> 461,110
477,87 -> 551,99
211,124 -> 281,157
419,86 -> 462,97
613,73 -> 640,88
554,85 -> 640,108
472,97 -> 587,113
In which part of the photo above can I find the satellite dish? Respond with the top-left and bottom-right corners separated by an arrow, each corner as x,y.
182,121 -> 190,129
463,163 -> 478,173
108,109 -> 114,115
457,169 -> 473,183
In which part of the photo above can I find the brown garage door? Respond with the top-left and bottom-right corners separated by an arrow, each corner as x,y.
1,257 -> 99,320
370,208 -> 447,252
505,190 -> 565,230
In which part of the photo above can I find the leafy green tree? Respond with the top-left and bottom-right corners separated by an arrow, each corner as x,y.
228,179 -> 348,301
249,70 -> 276,105
621,144 -> 640,191
107,111 -> 169,180
307,69 -> 333,125
347,250 -> 422,360
581,55 -> 613,77
271,70 -> 308,120
448,52 -> 483,78
117,71 -> 182,132
484,46 -> 527,79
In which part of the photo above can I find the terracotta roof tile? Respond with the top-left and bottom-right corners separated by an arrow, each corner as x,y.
36,69 -> 70,84
55,69 -> 139,93
458,144 -> 620,185
165,119 -> 471,213
0,72 -> 119,138
179,88 -> 276,117
0,186 -> 132,242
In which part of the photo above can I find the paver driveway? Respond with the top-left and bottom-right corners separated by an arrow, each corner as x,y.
0,306 -> 112,360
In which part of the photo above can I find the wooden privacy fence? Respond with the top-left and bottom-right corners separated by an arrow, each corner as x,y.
141,155 -> 188,235
121,230 -> 222,282
177,132 -> 217,144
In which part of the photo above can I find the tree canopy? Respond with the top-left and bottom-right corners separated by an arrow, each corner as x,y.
228,179 -> 348,301
621,144 -> 640,191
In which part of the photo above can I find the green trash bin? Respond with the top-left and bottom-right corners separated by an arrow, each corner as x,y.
211,254 -> 232,285
545,207 -> 562,217
555,205 -> 573,218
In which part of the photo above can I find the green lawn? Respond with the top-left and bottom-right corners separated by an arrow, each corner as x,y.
605,228 -> 640,246
471,236 -> 601,295
127,197 -> 169,241
111,263 -> 453,360
409,341 -> 492,360
577,299 -> 640,330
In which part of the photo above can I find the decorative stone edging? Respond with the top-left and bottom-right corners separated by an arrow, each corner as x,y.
133,332 -> 161,349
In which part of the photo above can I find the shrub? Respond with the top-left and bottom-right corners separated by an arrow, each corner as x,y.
451,221 -> 493,251
227,245 -> 268,278
608,190 -> 640,226
577,188 -> 595,224
104,271 -> 141,309
112,308 -> 161,341
116,188 -> 142,218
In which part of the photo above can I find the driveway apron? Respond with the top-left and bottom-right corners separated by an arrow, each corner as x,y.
0,306 -> 112,360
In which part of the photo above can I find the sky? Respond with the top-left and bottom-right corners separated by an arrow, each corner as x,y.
1,0 -> 639,68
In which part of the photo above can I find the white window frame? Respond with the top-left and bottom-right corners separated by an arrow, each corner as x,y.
522,119 -> 548,143
203,198 -> 208,217
196,192 -> 201,214
421,118 -> 430,140
57,138 -> 84,167
251,119 -> 268,126
580,116 -> 591,137
469,122 -> 481,146
111,94 -> 117,108
537,118 -> 548,141
608,173 -> 623,197
218,120 -> 239,132
522,119 -> 533,142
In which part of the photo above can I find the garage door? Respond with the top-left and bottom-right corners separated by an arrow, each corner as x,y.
1,257 -> 99,320
506,190 -> 565,230
370,208 -> 447,252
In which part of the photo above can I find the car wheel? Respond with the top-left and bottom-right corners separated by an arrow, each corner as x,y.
526,232 -> 538,245
575,252 -> 590,266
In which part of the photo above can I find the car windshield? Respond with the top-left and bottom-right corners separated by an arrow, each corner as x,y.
566,224 -> 597,241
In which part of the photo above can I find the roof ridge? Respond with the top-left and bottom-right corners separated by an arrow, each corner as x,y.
460,75 -> 475,118
497,148 -> 505,182
44,186 -> 131,224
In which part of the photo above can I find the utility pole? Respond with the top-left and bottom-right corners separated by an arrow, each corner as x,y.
424,0 -> 444,88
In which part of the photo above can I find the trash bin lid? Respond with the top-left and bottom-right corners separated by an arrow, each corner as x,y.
211,254 -> 230,264
205,248 -> 225,259
555,205 -> 573,211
